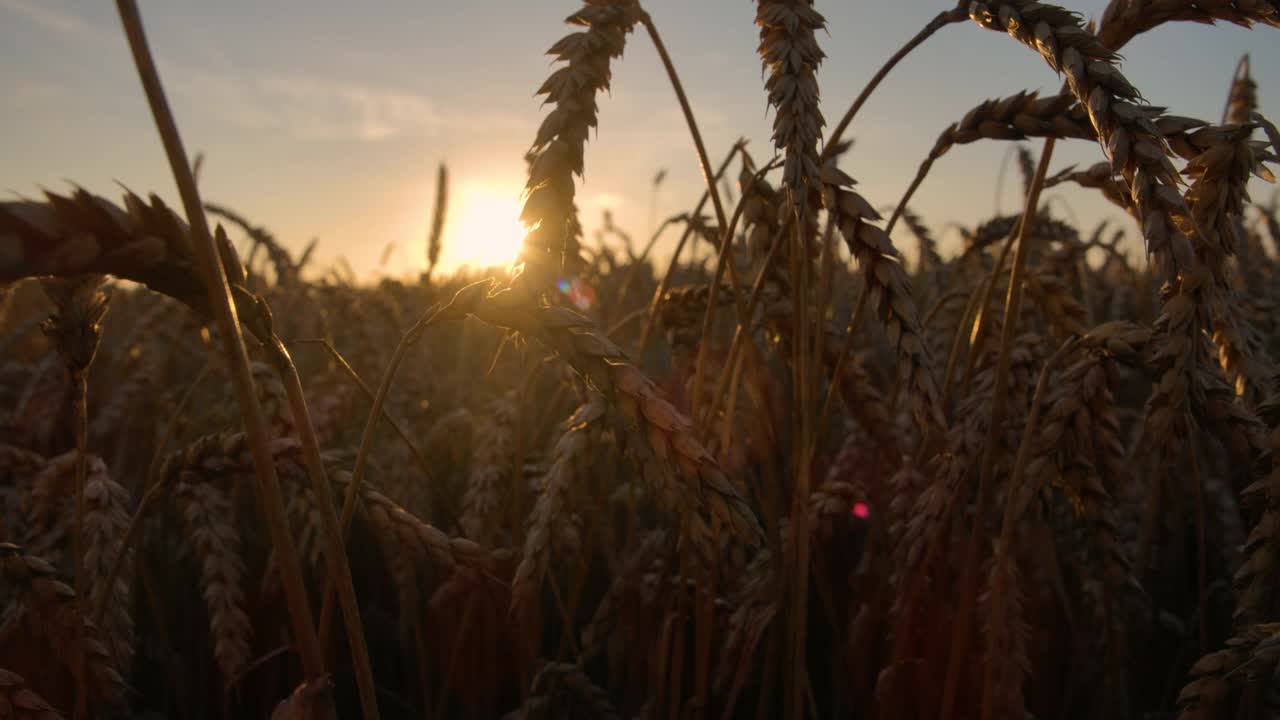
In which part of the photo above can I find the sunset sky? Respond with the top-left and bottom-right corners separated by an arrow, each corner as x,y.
3,0 -> 1277,277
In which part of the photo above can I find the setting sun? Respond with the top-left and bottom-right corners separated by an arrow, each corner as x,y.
440,182 -> 528,272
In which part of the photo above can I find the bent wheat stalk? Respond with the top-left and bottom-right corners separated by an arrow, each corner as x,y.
969,0 -> 1195,284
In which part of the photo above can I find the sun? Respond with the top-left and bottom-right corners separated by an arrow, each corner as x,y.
440,182 -> 528,272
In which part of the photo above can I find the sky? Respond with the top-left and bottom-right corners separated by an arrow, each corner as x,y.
2,0 -> 1277,278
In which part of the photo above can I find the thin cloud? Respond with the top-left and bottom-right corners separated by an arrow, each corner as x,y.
172,66 -> 529,143
257,74 -> 442,141
0,0 -> 98,38
2,0 -> 526,144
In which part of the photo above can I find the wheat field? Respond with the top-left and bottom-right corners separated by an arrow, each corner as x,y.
2,1 -> 1280,718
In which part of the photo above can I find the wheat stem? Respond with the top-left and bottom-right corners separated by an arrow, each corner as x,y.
823,6 -> 968,160
113,2 -> 331,710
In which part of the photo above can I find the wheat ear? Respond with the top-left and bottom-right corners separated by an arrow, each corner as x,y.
0,543 -> 124,710
822,162 -> 945,434
0,668 -> 64,720
511,399 -> 605,622
437,281 -> 762,548
173,480 -> 252,684
970,0 -> 1197,284
460,390 -> 520,544
519,0 -> 643,293
1098,0 -> 1279,51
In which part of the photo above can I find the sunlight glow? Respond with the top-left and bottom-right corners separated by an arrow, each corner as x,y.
443,183 -> 528,272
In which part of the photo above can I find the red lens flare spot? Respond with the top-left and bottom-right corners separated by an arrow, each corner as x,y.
852,502 -> 870,519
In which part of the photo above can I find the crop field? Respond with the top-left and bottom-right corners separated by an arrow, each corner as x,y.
2,1 -> 1280,718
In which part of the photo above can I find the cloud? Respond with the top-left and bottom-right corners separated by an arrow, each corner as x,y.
0,0 -> 523,143
168,67 -> 446,142
257,75 -> 442,141
0,0 -> 99,39
172,67 -> 530,143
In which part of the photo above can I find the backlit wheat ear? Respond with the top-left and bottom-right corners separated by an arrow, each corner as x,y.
1189,125 -> 1278,406
519,0 -> 644,294
1224,55 -> 1256,125
889,90 -> 1216,232
755,0 -> 825,197
970,0 -> 1196,283
1043,162 -> 1133,210
1135,124 -> 1274,588
822,163 -> 945,434
1097,0 -> 1280,52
